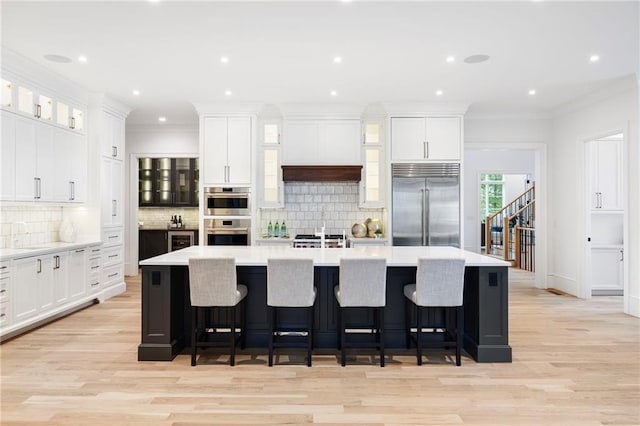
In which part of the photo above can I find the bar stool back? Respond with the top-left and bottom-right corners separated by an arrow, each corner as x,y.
335,258 -> 387,366
267,258 -> 316,366
404,258 -> 465,366
188,257 -> 248,366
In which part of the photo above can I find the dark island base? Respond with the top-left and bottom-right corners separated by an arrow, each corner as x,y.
138,265 -> 512,363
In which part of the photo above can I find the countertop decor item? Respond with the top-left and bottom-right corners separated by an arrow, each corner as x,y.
59,219 -> 76,243
367,218 -> 382,238
351,223 -> 367,238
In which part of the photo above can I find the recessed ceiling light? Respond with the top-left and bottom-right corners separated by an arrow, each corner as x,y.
132,89 -> 140,96
464,54 -> 490,64
225,90 -> 232,96
330,90 -> 338,96
589,55 -> 600,62
333,56 -> 342,64
528,89 -> 536,96
220,56 -> 229,64
435,90 -> 444,96
446,56 -> 455,63
158,116 -> 167,122
77,56 -> 87,63
43,54 -> 72,63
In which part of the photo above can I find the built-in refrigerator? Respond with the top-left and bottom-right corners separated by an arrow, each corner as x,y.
392,163 -> 460,247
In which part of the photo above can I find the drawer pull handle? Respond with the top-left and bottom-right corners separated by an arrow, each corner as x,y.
0,266 -> 7,270
108,273 -> 118,278
0,313 -> 5,318
108,254 -> 118,259
91,266 -> 100,270
0,289 -> 6,293
108,236 -> 118,239
75,249 -> 85,253
91,282 -> 100,287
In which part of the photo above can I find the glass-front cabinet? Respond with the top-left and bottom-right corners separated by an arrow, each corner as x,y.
1,79 -> 13,109
360,119 -> 385,208
259,121 -> 283,208
138,157 -> 199,207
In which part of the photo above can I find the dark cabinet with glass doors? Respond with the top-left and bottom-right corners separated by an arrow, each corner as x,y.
139,158 -> 199,207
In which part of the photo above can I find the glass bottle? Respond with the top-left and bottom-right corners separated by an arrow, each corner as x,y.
274,221 -> 280,237
267,221 -> 273,237
280,221 -> 287,238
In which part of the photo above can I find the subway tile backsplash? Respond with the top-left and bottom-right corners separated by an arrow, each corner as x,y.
0,206 -> 63,248
138,207 -> 199,229
259,182 -> 384,236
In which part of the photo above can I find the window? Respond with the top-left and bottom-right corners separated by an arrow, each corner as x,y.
480,174 -> 505,220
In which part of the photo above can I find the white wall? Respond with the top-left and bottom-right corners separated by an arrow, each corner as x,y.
503,174 -> 529,202
124,124 -> 199,276
550,77 -> 638,317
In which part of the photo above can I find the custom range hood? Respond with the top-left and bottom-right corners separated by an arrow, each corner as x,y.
281,165 -> 362,182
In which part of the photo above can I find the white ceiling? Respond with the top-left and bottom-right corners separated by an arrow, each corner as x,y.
2,1 -> 638,125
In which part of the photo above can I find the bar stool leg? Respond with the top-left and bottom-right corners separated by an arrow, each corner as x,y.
340,307 -> 346,367
456,306 -> 463,366
191,306 -> 197,367
241,298 -> 247,350
405,297 -> 411,349
379,307 -> 385,367
268,306 -> 274,367
230,305 -> 236,366
307,306 -> 313,367
416,304 -> 422,366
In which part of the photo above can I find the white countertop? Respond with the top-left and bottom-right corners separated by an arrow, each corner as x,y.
0,240 -> 102,261
139,245 -> 510,267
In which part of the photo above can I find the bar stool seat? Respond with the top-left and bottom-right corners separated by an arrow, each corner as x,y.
188,257 -> 247,366
335,257 -> 387,367
404,258 -> 465,366
267,258 -> 316,367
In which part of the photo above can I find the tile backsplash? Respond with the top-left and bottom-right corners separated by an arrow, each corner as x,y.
138,207 -> 199,229
0,206 -> 63,249
259,182 -> 384,237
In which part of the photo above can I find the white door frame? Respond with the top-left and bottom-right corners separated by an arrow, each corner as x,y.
465,142 -> 548,290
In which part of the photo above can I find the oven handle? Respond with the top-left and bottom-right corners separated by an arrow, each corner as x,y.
207,193 -> 250,199
206,228 -> 248,235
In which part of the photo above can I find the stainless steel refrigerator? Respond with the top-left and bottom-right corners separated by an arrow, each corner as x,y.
392,163 -> 460,247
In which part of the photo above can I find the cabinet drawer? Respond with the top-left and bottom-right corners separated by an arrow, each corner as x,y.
0,261 -> 10,277
88,255 -> 101,275
88,246 -> 102,259
88,272 -> 101,294
102,264 -> 124,288
102,228 -> 123,246
0,276 -> 9,303
0,302 -> 11,327
102,246 -> 123,267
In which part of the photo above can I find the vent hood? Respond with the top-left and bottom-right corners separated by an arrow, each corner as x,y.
282,165 -> 362,182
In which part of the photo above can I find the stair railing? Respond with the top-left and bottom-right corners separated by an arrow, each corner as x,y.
504,200 -> 535,262
485,182 -> 535,256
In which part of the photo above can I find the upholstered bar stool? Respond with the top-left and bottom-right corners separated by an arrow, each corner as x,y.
188,257 -> 248,366
404,258 -> 465,366
335,258 -> 387,367
267,258 -> 316,367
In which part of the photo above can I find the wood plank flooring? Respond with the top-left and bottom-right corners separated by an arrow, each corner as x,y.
1,269 -> 639,425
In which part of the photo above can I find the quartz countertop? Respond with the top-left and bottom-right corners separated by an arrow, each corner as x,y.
0,240 -> 102,261
139,245 -> 510,267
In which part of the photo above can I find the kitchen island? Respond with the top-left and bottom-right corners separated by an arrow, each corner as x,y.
138,245 -> 511,363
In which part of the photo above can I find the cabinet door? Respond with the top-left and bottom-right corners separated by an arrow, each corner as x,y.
68,249 -> 87,300
1,111 -> 16,200
53,129 -> 73,201
320,120 -> 360,164
111,160 -> 123,226
283,120 -> 318,164
38,256 -> 54,311
591,248 -> 624,291
592,140 -> 623,210
53,252 -> 69,306
227,117 -> 251,184
425,117 -> 461,160
202,117 -> 228,184
139,231 -> 168,262
101,112 -> 123,160
173,158 -> 194,205
14,116 -> 38,201
101,158 -> 123,226
391,117 -> 426,161
35,123 -> 56,201
154,158 -> 174,205
69,132 -> 87,202
13,257 -> 52,321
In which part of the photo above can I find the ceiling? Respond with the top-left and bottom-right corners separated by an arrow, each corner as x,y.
2,1 -> 638,125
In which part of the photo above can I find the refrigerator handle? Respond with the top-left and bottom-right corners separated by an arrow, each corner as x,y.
421,189 -> 427,245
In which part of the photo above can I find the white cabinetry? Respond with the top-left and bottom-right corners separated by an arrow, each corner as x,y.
590,139 -> 623,211
68,248 -> 87,301
591,248 -> 624,294
101,158 -> 123,227
391,116 -> 461,161
202,116 -> 252,185
100,111 -> 125,160
259,121 -> 283,207
0,261 -> 12,328
13,255 -> 52,322
360,119 -> 385,208
1,111 -> 16,200
283,119 -> 360,165
52,252 -> 69,306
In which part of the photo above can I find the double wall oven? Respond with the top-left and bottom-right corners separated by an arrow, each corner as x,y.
204,187 -> 251,246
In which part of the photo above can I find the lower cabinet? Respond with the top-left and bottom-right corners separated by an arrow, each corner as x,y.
14,255 -> 51,322
591,247 -> 624,295
53,252 -> 69,306
139,230 -> 168,262
68,248 -> 87,301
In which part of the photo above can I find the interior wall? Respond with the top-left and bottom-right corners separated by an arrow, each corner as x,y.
503,174 -> 529,201
124,124 -> 199,276
550,78 -> 638,317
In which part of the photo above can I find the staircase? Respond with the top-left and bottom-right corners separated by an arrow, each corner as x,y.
485,183 -> 536,271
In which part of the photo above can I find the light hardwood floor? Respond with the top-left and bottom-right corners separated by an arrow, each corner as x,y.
1,269 -> 639,425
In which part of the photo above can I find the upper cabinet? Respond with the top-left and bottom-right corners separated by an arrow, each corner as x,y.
202,116 -> 252,186
282,119 -> 360,165
391,116 -> 461,161
139,157 -> 199,207
590,139 -> 623,211
258,120 -> 283,208
359,119 -> 385,208
101,111 -> 125,160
